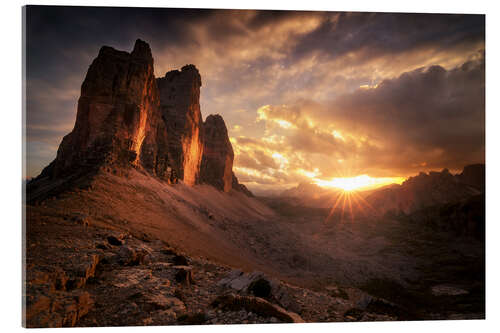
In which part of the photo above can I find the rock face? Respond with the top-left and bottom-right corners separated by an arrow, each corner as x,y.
157,65 -> 204,186
40,39 -> 169,180
408,193 -> 485,240
200,115 -> 234,192
457,164 -> 485,192
30,39 -> 252,197
232,172 -> 254,197
364,165 -> 484,216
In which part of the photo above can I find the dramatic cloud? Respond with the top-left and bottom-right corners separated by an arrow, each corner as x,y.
237,55 -> 484,185
25,6 -> 485,190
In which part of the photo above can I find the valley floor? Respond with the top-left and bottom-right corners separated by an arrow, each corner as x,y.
23,169 -> 485,326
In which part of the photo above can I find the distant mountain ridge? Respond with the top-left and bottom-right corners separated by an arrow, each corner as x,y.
278,164 -> 484,218
365,165 -> 484,216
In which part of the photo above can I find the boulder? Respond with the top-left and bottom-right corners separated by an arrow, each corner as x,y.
107,236 -> 122,246
172,255 -> 189,266
247,278 -> 272,298
64,254 -> 101,290
117,246 -> 138,265
25,289 -> 93,328
111,268 -> 154,288
211,293 -> 304,323
142,293 -> 186,312
174,266 -> 195,287
217,270 -> 266,292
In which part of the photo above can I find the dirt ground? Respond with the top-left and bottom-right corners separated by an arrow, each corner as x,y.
24,169 -> 485,326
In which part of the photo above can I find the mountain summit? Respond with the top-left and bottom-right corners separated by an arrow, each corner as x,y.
29,39 -> 250,201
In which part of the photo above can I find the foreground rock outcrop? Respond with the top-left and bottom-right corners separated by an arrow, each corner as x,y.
25,201 -> 394,327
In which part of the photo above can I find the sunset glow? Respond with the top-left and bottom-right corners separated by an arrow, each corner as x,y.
313,175 -> 405,192
25,9 -> 485,195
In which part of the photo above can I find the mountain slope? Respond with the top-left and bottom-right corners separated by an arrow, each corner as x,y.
364,167 -> 483,216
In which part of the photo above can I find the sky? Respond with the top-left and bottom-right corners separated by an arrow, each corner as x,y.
24,6 -> 485,192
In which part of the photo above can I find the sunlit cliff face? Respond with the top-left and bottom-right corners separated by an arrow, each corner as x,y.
182,125 -> 203,186
26,9 -> 485,190
131,106 -> 148,165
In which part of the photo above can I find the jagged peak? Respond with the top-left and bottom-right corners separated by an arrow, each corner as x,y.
131,38 -> 153,60
204,114 -> 226,126
181,64 -> 199,73
97,45 -> 129,58
203,114 -> 231,146
96,39 -> 153,63
161,64 -> 202,87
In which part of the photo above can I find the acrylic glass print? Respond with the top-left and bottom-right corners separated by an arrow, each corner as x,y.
22,5 -> 485,327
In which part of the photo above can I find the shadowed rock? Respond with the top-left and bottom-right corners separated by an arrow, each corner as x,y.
28,39 -> 253,201
157,65 -> 204,186
232,172 -> 254,197
211,293 -> 304,323
364,165 -> 484,216
200,114 -> 234,192
457,164 -> 485,192
35,39 -> 170,184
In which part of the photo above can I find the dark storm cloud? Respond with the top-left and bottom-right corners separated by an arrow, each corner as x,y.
25,5 -> 217,175
290,12 -> 485,64
257,55 -> 485,178
331,54 -> 485,173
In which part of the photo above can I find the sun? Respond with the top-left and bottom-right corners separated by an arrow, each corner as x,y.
314,175 -> 405,192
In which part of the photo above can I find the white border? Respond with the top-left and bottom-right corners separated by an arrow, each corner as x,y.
2,1 -> 499,332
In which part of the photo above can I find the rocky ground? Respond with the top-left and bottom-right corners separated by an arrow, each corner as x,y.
24,203 -> 399,327
24,169 -> 484,327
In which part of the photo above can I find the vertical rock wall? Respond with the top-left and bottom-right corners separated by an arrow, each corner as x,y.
41,39 -> 168,180
35,39 -> 252,195
200,115 -> 234,192
157,65 -> 204,186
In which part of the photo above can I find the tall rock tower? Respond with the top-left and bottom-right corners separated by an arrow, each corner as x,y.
157,65 -> 204,186
40,39 -> 169,180
200,114 -> 234,192
31,39 -> 253,198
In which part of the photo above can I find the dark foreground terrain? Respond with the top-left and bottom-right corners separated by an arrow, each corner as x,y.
24,192 -> 393,326
24,169 -> 484,327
